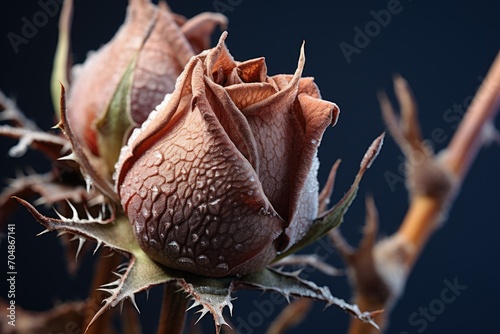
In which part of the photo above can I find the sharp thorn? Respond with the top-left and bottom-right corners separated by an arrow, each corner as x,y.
186,301 -> 201,312
65,200 -> 79,220
97,288 -> 114,294
53,208 -> 67,221
36,229 -> 51,236
84,206 -> 93,220
128,294 -> 140,313
195,308 -> 209,324
93,240 -> 102,255
58,152 -> 77,161
99,279 -> 120,288
75,237 -> 85,261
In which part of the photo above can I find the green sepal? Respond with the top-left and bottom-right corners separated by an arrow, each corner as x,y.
274,176 -> 361,262
274,133 -> 385,261
17,196 -> 378,333
51,0 -> 73,117
94,57 -> 136,174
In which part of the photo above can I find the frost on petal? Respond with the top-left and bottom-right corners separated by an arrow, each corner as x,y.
118,60 -> 284,277
275,133 -> 385,260
67,0 -> 157,155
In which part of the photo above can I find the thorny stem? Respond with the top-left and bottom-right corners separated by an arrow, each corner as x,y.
157,283 -> 188,334
347,51 -> 500,334
398,51 -> 500,268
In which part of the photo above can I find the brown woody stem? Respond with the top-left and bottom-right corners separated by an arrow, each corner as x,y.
396,196 -> 442,267
157,283 -> 188,334
348,51 -> 500,334
266,298 -> 313,334
444,51 -> 500,178
398,51 -> 500,266
84,251 -> 122,334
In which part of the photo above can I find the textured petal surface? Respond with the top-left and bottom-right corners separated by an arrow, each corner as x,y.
284,93 -> 339,248
240,49 -> 338,247
68,0 -> 156,154
119,60 -> 284,277
116,32 -> 340,275
68,1 -> 226,153
180,12 -> 228,54
129,4 -> 188,125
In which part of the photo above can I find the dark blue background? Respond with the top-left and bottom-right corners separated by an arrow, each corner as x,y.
1,1 -> 499,333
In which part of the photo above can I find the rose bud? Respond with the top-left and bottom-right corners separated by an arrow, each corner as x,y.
66,0 -> 226,171
115,32 -> 339,277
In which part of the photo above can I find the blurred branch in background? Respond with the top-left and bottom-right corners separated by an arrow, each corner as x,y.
330,51 -> 500,333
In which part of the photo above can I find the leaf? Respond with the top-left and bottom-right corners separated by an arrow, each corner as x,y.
94,56 -> 135,174
237,267 -> 332,302
272,254 -> 342,276
15,198 -> 132,254
236,267 -> 378,327
89,251 -> 176,329
274,133 -> 385,261
57,85 -> 119,202
180,276 -> 234,330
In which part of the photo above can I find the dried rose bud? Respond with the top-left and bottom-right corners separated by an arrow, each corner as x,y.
115,33 -> 339,277
66,0 -> 226,169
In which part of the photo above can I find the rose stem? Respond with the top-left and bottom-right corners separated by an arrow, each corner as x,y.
84,251 -> 123,334
157,283 -> 188,334
399,50 -> 500,268
266,298 -> 313,334
348,51 -> 500,334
